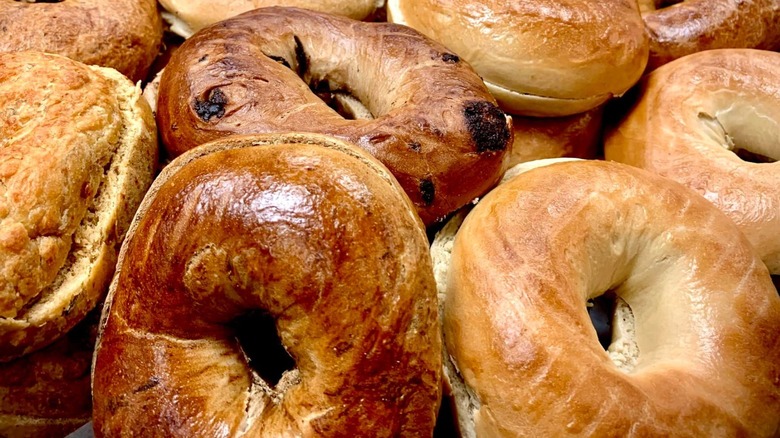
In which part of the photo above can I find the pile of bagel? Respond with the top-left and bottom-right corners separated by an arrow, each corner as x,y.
1,1 -> 779,437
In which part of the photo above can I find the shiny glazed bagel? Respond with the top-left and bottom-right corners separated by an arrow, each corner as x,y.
605,49 -> 780,274
387,0 -> 649,116
0,52 -> 158,361
160,0 -> 386,38
432,160 -> 780,437
0,0 -> 164,82
92,133 -> 442,437
157,7 -> 511,226
639,0 -> 780,71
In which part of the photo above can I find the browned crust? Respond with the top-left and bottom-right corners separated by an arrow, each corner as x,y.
92,133 -> 442,437
642,0 -> 780,71
605,49 -> 780,274
0,0 -> 164,82
157,6 -> 511,226
445,160 -> 780,436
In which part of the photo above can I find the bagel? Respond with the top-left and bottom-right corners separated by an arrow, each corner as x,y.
387,0 -> 649,116
639,0 -> 780,71
432,159 -> 780,437
0,0 -> 164,83
159,0 -> 386,38
157,7 -> 511,225
605,49 -> 780,274
0,51 -> 158,361
0,310 -> 98,438
92,133 -> 442,437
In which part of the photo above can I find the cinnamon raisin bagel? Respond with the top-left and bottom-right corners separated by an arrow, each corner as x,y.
92,133 -> 442,437
432,160 -> 780,437
0,51 -> 158,361
387,0 -> 649,116
156,6 -> 511,226
605,49 -> 780,274
0,0 -> 164,82
160,0 -> 385,38
639,0 -> 780,71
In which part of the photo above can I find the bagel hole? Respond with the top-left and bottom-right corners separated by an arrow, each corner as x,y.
310,81 -> 374,120
587,292 -> 617,350
231,310 -> 296,388
733,148 -> 777,164
773,275 -> 779,295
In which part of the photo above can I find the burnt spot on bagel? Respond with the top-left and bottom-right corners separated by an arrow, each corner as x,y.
194,88 -> 227,122
420,179 -> 435,206
441,53 -> 460,63
293,35 -> 309,77
408,141 -> 421,152
463,101 -> 510,153
132,377 -> 160,394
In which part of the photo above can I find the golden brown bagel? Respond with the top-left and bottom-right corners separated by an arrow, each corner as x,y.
0,52 -> 158,361
0,310 -> 98,438
92,133 -> 442,437
639,0 -> 780,71
432,160 -> 780,437
387,0 -> 649,116
605,49 -> 780,274
157,7 -> 511,225
0,0 -> 164,83
160,0 -> 385,38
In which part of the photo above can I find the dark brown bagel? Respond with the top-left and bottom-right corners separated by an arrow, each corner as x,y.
92,133 -> 442,437
156,7 -> 511,226
0,0 -> 164,82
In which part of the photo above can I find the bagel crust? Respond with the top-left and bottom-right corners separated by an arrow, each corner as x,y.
157,7 -> 511,226
639,0 -> 780,71
0,0 -> 164,82
0,52 -> 158,361
606,49 -> 780,274
92,133 -> 442,437
439,160 -> 780,436
387,0 -> 649,116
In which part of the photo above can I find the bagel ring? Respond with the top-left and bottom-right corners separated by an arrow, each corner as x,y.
157,6 -> 511,226
432,159 -> 780,436
92,133 -> 442,437
606,49 -> 780,274
0,0 -> 164,82
639,0 -> 780,71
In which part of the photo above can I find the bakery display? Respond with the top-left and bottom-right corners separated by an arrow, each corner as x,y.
0,0 -> 164,83
432,160 -> 780,437
387,0 -> 649,117
159,0 -> 386,38
156,7 -> 511,226
606,49 -> 780,274
92,133 -> 442,437
639,0 -> 780,71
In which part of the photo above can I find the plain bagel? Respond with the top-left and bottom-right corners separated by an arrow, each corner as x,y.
432,159 -> 780,436
0,51 -> 158,361
0,0 -> 164,82
157,7 -> 511,225
639,0 -> 780,71
605,49 -> 780,274
160,0 -> 386,38
387,0 -> 649,116
92,133 -> 442,437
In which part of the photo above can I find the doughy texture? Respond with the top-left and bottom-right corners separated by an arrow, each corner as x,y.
160,0 -> 385,37
606,49 -> 780,274
441,160 -> 780,436
639,0 -> 780,71
0,0 -> 163,82
92,134 -> 442,437
157,7 -> 510,225
0,52 -> 158,361
388,0 -> 648,116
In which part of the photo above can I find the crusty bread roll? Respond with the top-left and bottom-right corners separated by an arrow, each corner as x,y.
605,49 -> 780,274
92,133 -> 442,437
639,0 -> 780,71
0,0 -> 164,82
0,52 -> 158,362
387,0 -> 649,116
432,160 -> 780,437
160,0 -> 386,38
